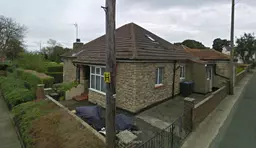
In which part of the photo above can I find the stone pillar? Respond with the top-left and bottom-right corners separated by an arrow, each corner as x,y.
36,84 -> 45,100
183,97 -> 195,131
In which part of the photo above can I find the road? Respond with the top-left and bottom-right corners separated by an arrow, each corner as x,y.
210,72 -> 256,148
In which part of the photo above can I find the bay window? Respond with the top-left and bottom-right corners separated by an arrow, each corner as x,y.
90,66 -> 106,93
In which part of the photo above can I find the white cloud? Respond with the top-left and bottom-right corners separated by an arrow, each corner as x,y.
0,0 -> 255,50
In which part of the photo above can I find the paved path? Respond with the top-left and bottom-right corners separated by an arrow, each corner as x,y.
210,72 -> 256,148
182,71 -> 254,148
0,95 -> 21,148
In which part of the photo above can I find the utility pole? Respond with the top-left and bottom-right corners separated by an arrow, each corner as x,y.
229,0 -> 235,95
104,0 -> 116,148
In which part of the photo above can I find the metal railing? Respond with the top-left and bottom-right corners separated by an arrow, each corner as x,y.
118,110 -> 192,148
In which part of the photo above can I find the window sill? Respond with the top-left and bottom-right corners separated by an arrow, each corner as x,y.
155,84 -> 164,89
89,88 -> 106,95
89,88 -> 117,98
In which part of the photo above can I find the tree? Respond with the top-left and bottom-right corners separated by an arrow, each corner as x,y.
235,33 -> 256,64
48,46 -> 71,63
6,39 -> 25,60
41,39 -> 71,63
0,15 -> 26,58
174,39 -> 206,49
212,38 -> 230,52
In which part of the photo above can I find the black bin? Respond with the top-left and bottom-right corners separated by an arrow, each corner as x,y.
180,81 -> 194,97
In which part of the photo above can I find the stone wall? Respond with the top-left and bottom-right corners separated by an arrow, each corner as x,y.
63,58 -> 77,83
88,62 -> 181,113
65,84 -> 85,100
213,61 -> 230,88
88,90 -> 106,107
133,62 -> 178,113
216,61 -> 230,78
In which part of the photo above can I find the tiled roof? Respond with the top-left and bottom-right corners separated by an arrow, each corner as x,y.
182,46 -> 230,61
73,23 -> 190,64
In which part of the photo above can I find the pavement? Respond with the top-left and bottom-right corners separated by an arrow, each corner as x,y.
181,70 -> 255,148
0,95 -> 21,148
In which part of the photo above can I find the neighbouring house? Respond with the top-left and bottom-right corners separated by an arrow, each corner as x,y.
180,46 -> 231,94
62,23 -> 190,113
222,46 -> 243,63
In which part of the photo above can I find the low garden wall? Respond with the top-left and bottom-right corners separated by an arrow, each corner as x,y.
193,84 -> 229,128
236,70 -> 246,85
45,95 -> 106,143
184,83 -> 229,129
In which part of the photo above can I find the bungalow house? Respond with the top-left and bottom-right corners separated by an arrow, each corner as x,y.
61,23 -> 190,113
180,46 -> 231,94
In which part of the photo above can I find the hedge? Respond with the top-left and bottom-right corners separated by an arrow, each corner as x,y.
0,76 -> 34,109
47,72 -> 63,83
17,69 -> 54,89
47,65 -> 63,73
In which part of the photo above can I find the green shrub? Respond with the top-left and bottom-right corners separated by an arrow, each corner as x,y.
14,52 -> 47,72
46,72 -> 63,83
17,69 -> 54,89
0,76 -> 35,109
236,66 -> 245,74
52,81 -> 78,99
47,66 -> 63,73
47,65 -> 63,73
4,88 -> 34,109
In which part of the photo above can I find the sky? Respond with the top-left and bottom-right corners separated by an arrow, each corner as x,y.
0,0 -> 255,51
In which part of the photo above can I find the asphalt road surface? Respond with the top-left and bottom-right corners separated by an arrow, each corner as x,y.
210,72 -> 256,148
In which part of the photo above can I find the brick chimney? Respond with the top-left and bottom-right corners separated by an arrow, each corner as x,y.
36,84 -> 45,100
73,39 -> 83,50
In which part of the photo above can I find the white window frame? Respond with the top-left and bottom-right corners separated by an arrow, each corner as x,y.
155,67 -> 164,86
180,65 -> 186,80
90,65 -> 106,95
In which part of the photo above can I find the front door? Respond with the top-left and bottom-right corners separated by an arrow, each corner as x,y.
207,67 -> 213,92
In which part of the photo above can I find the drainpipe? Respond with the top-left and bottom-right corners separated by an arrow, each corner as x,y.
172,60 -> 179,97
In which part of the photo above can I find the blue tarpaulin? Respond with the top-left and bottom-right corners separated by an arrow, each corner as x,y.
75,106 -> 134,132
115,114 -> 133,131
75,106 -> 104,130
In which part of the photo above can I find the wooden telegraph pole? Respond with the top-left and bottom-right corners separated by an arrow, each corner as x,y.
104,0 -> 116,148
229,0 -> 235,95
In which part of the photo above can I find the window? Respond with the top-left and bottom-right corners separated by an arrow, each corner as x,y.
145,34 -> 159,44
76,67 -> 80,82
180,65 -> 185,80
155,67 -> 164,85
90,66 -> 106,93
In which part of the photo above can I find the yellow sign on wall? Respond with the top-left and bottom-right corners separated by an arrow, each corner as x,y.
104,72 -> 111,83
